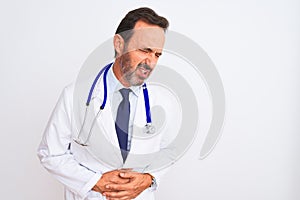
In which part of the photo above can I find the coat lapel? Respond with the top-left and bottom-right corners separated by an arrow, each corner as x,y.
86,73 -> 124,167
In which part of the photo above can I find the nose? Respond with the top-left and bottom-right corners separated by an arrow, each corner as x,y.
145,52 -> 158,67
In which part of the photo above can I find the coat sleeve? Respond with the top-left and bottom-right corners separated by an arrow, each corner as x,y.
37,85 -> 102,199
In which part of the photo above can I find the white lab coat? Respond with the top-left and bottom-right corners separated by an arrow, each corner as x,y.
37,71 -> 178,200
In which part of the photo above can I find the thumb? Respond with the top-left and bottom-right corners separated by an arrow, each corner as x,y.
119,171 -> 134,178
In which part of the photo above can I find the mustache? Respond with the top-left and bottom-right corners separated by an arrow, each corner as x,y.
137,63 -> 151,71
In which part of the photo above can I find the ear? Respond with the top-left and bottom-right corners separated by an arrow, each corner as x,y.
113,34 -> 125,57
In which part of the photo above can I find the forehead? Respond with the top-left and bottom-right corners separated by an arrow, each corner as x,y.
127,21 -> 165,51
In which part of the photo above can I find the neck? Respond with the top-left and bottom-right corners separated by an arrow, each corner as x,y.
112,58 -> 130,88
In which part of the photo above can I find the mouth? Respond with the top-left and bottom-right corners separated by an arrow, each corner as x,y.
137,64 -> 151,79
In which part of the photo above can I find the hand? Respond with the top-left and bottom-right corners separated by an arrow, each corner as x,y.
103,171 -> 152,200
92,169 -> 131,194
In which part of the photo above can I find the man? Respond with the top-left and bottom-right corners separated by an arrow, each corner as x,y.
38,7 -> 170,200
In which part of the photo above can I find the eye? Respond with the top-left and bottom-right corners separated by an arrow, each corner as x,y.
138,48 -> 162,58
155,52 -> 162,58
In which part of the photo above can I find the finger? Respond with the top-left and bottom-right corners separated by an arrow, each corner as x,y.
104,190 -> 129,198
107,197 -> 131,200
119,171 -> 138,179
106,183 -> 135,191
110,177 -> 131,184
119,195 -> 132,200
106,195 -> 131,200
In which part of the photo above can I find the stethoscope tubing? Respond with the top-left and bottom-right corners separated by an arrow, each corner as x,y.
75,63 -> 154,146
142,83 -> 151,124
86,63 -> 111,107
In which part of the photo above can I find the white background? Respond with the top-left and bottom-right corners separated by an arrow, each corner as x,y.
0,0 -> 299,199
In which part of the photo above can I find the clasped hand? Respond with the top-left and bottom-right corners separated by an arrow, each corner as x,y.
93,169 -> 152,200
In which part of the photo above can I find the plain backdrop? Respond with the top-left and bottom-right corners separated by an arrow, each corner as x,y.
0,0 -> 299,199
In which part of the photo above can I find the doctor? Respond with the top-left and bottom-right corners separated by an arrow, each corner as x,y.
38,7 -> 170,200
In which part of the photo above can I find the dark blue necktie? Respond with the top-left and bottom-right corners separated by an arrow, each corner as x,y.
115,88 -> 131,162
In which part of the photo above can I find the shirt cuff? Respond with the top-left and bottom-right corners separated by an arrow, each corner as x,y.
148,175 -> 157,192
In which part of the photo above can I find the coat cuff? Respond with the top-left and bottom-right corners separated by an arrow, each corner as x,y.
79,172 -> 102,198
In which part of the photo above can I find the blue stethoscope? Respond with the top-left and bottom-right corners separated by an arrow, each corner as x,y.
75,63 -> 155,146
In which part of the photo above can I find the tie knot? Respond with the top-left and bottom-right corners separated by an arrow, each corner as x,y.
119,88 -> 131,99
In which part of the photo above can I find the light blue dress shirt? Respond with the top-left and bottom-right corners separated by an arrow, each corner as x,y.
106,63 -> 141,151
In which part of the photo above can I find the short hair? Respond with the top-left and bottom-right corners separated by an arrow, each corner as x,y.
115,7 -> 169,43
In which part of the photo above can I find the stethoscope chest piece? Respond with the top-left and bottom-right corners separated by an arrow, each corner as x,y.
143,123 -> 156,134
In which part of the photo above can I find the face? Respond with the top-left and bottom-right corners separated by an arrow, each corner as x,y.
116,21 -> 165,86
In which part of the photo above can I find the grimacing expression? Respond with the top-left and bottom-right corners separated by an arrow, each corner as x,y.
119,27 -> 165,86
